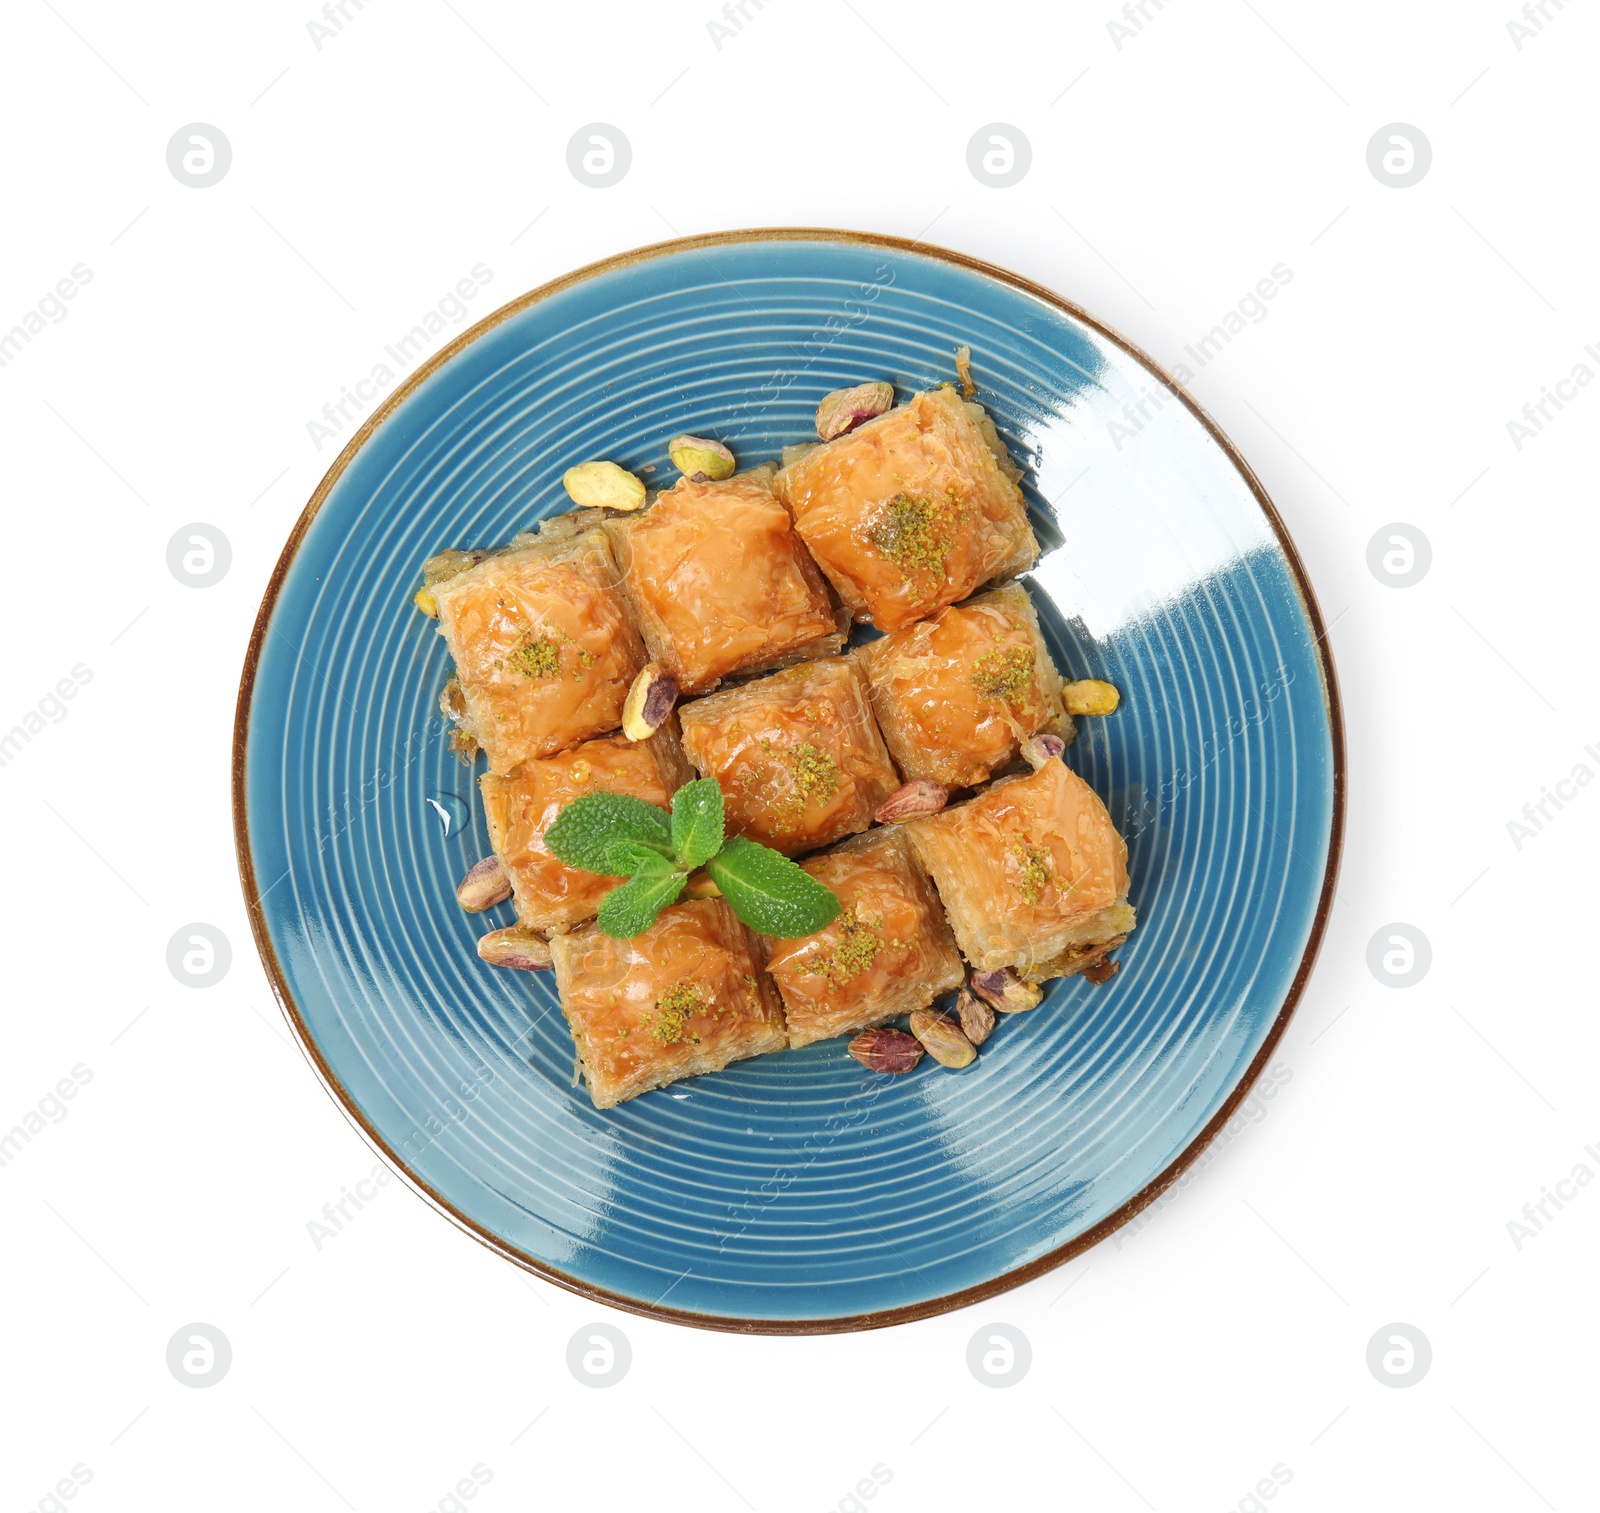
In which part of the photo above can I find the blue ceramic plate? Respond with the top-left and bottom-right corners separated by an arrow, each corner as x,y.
235,230 -> 1343,1332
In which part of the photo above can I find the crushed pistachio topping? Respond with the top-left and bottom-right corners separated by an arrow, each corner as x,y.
650,982 -> 706,1046
1009,841 -> 1056,907
784,742 -> 841,805
802,907 -> 884,990
971,645 -> 1034,701
509,634 -> 562,680
868,490 -> 963,580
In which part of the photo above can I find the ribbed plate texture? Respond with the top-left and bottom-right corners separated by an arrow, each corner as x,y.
239,235 -> 1337,1325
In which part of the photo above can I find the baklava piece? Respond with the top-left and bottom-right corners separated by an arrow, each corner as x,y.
479,724 -> 692,935
604,465 -> 845,696
431,529 -> 646,774
678,658 -> 900,856
775,386 -> 1039,631
903,756 -> 1135,983
856,582 -> 1073,788
548,899 -> 789,1109
765,827 -> 964,1049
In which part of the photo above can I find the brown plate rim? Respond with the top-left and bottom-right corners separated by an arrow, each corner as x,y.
231,225 -> 1347,1335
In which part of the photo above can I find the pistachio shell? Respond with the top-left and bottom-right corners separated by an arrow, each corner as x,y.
456,855 -> 512,912
909,1009 -> 977,1069
970,968 -> 1043,1014
873,780 -> 951,824
477,927 -> 552,971
621,662 -> 679,741
816,381 -> 894,441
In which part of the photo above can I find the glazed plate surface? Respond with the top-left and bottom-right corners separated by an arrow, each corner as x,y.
235,230 -> 1342,1330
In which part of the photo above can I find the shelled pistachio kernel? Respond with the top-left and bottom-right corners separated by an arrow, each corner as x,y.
1020,734 -> 1065,770
816,381 -> 894,441
667,434 -> 735,481
562,460 -> 646,512
1062,679 -> 1120,717
621,662 -> 679,742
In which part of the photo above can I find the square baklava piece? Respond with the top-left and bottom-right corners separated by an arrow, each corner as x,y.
765,827 -> 964,1048
431,529 -> 646,774
548,899 -> 789,1109
903,755 -> 1135,983
678,657 -> 900,856
479,724 -> 692,935
605,465 -> 845,695
856,582 -> 1072,788
775,386 -> 1039,631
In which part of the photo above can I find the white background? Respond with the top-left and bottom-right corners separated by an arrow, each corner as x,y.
2,1 -> 1595,1509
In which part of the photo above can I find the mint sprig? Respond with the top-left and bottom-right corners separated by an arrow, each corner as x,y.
543,777 -> 841,939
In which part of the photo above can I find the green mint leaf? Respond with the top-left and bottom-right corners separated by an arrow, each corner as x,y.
602,840 -> 677,876
596,870 -> 688,937
670,778 -> 725,870
543,792 -> 671,875
704,836 -> 841,938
